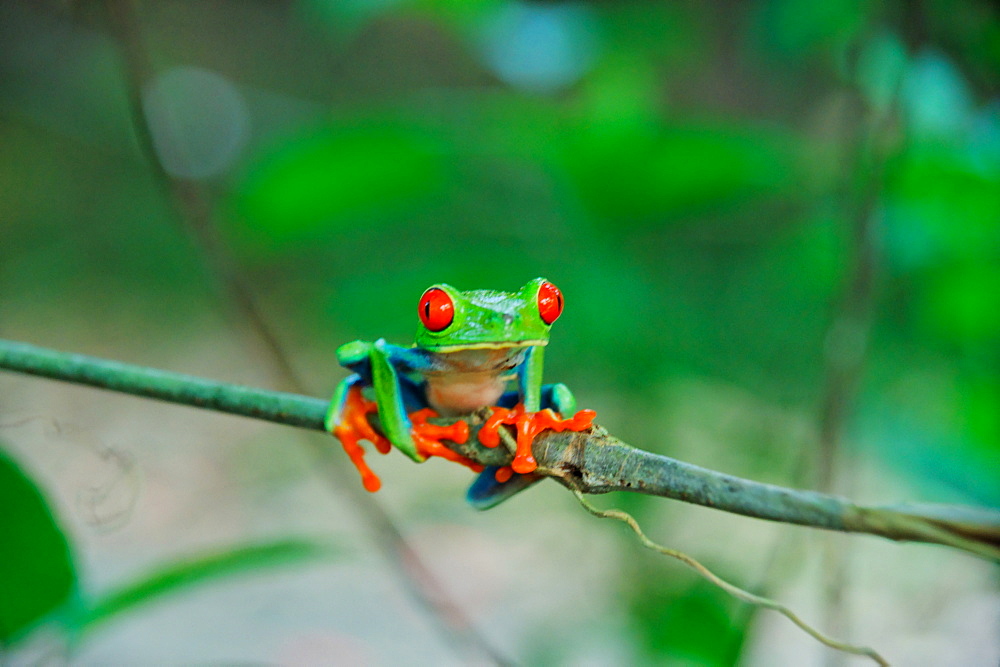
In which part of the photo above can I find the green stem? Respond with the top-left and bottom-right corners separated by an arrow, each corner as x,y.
0,339 -> 327,430
2,338 -> 998,560
532,426 -> 1000,560
543,428 -> 850,529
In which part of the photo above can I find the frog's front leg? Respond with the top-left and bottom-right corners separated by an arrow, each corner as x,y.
326,375 -> 390,492
366,339 -> 423,462
489,347 -> 595,474
369,340 -> 475,465
327,340 -> 476,492
480,382 -> 595,476
468,382 -> 595,509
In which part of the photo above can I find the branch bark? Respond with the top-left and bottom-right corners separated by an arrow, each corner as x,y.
3,338 -> 998,561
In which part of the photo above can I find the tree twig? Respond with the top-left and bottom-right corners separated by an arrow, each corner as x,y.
814,42 -> 901,656
3,338 -> 998,561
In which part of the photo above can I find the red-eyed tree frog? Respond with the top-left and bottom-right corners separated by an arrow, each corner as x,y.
325,278 -> 595,509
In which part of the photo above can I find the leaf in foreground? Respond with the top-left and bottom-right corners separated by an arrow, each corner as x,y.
74,539 -> 340,637
0,446 -> 78,643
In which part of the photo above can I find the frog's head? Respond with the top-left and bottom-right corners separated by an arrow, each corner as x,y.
414,278 -> 564,352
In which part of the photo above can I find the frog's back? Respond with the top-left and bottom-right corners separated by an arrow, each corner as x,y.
336,340 -> 374,369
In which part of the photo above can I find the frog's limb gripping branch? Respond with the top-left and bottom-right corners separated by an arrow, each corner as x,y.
2,337 -> 999,564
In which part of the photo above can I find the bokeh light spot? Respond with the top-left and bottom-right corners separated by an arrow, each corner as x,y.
478,2 -> 599,93
142,66 -> 251,179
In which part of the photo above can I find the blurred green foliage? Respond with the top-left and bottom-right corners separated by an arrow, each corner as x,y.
628,576 -> 745,665
0,447 -> 77,643
0,445 -> 335,651
1,0 -> 998,662
234,120 -> 453,242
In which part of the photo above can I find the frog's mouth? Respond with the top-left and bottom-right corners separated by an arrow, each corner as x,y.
422,340 -> 547,353
423,343 -> 538,375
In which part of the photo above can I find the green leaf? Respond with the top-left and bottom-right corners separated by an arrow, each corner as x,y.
232,121 -> 451,247
0,446 -> 77,644
560,122 -> 799,225
627,569 -> 747,665
74,539 -> 339,637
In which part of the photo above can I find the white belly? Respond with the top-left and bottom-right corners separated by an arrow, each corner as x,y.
425,372 -> 511,416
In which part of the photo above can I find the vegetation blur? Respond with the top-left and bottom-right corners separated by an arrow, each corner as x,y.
1,0 -> 997,664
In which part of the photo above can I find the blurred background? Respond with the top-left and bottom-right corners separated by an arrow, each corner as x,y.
1,0 -> 998,664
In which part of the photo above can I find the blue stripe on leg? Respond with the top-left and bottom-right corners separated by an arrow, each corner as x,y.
325,374 -> 365,432
467,468 -> 542,510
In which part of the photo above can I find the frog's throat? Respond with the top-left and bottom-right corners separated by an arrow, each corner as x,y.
420,340 -> 547,353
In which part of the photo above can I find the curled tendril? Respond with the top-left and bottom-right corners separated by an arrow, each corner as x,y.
568,485 -> 889,667
2,415 -> 140,530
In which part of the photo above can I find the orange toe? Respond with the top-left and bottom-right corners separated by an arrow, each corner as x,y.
478,403 -> 596,474
332,387 -> 390,492
410,409 -> 482,473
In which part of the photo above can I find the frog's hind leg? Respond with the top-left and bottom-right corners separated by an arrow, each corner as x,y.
468,388 -> 533,507
467,468 -> 542,510
542,383 -> 577,414
495,383 -> 577,413
325,374 -> 363,433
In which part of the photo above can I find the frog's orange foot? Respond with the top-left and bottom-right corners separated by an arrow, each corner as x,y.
409,409 -> 483,473
479,404 -> 596,474
332,386 -> 390,492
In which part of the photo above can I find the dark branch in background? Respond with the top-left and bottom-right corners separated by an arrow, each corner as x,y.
3,338 -> 998,562
815,40 -> 901,656
101,2 -> 509,664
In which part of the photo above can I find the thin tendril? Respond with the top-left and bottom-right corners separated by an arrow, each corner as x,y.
569,487 -> 889,666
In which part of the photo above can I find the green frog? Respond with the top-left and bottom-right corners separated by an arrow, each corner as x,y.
326,278 -> 594,508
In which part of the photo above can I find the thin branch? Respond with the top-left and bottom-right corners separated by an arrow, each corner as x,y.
0,338 -> 327,428
814,41 -> 902,656
103,0 -> 304,393
3,338 -> 998,561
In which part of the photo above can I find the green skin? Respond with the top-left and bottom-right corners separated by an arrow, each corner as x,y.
325,277 -> 576,465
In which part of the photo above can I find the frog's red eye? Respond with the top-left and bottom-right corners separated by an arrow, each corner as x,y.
418,288 -> 454,332
537,281 -> 563,325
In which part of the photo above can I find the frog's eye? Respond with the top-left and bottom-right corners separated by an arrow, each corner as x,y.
537,281 -> 563,325
418,288 -> 455,332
